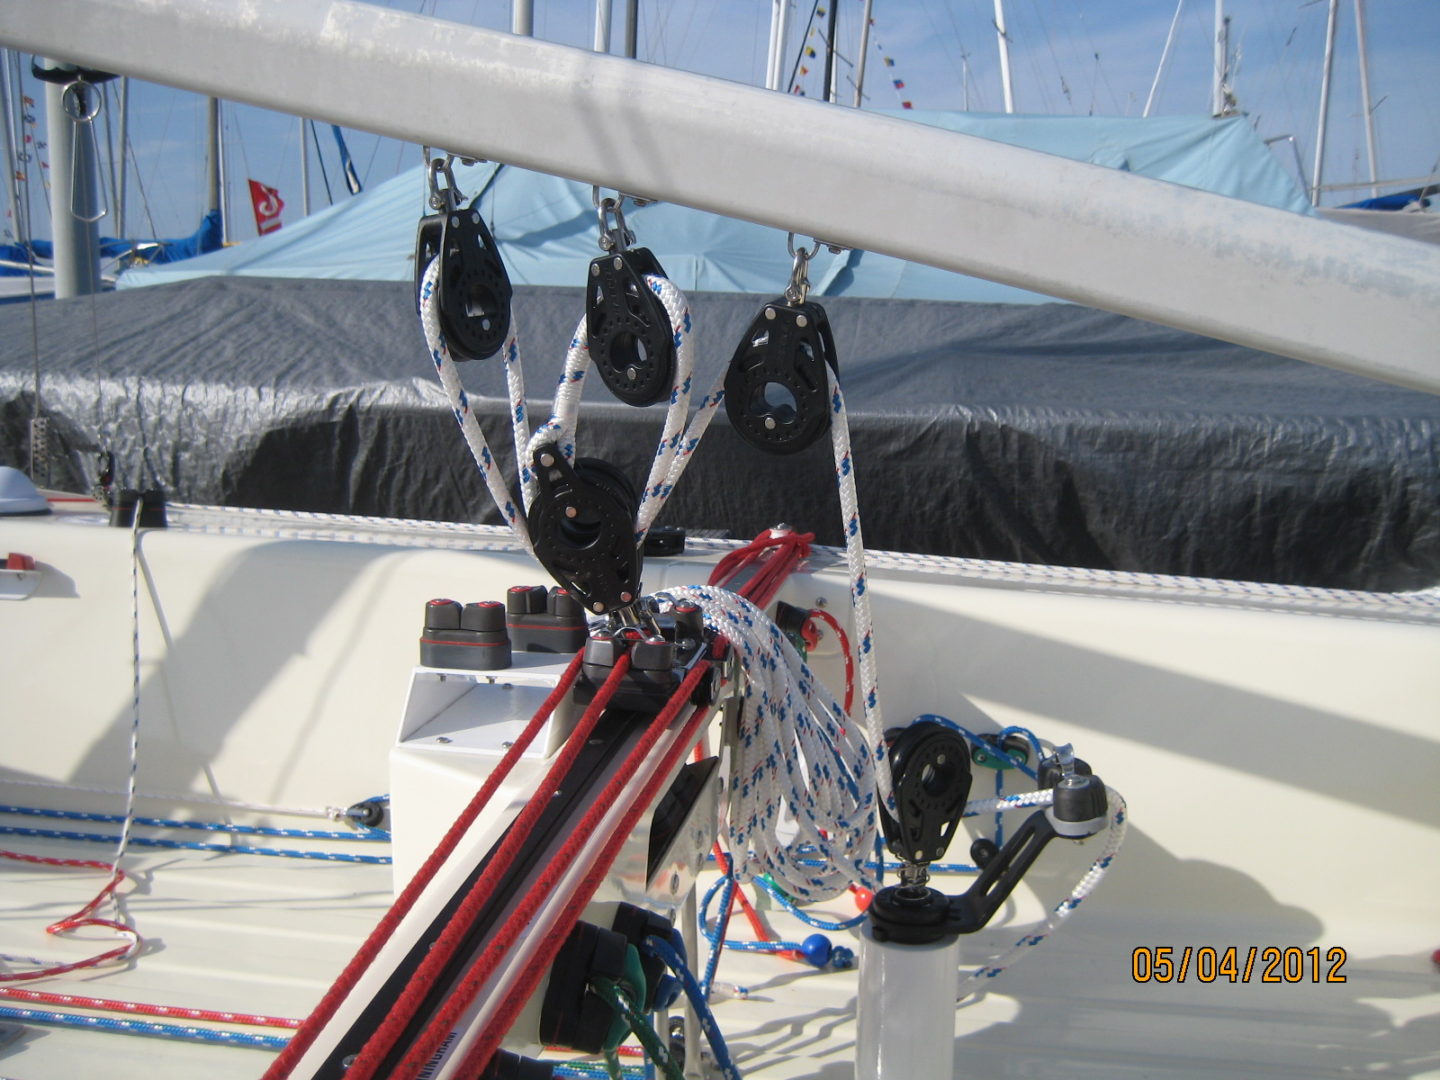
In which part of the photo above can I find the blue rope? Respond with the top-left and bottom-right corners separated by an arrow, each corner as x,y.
642,935 -> 744,1080
750,877 -> 866,932
698,874 -> 804,955
699,853 -> 737,997
0,1004 -> 289,1050
0,805 -> 388,842
0,825 -> 391,865
706,848 -> 979,876
554,1064 -> 646,1079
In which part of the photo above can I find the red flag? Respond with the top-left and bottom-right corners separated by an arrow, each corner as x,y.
248,179 -> 284,235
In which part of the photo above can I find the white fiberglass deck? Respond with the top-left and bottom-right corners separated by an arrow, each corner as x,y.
0,502 -> 1436,1078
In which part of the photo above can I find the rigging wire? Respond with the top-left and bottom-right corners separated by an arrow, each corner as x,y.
308,118 -> 334,206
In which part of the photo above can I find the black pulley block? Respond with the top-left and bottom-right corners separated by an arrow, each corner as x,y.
879,721 -> 973,866
724,299 -> 838,455
527,443 -> 642,617
413,214 -> 443,315
585,247 -> 677,406
415,195 -> 513,361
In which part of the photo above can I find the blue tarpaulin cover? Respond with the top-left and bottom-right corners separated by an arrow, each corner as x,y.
119,113 -> 1312,303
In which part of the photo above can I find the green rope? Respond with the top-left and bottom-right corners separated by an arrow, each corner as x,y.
588,977 -> 684,1080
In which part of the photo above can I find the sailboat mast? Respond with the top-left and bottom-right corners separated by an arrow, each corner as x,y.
1352,0 -> 1379,199
822,0 -> 838,103
115,75 -> 127,235
205,96 -> 224,238
765,0 -> 788,91
593,0 -> 612,54
853,0 -> 874,107
512,0 -> 533,36
42,61 -> 102,298
993,0 -> 1015,113
622,0 -> 638,60
1144,0 -> 1184,118
0,50 -> 22,245
299,117 -> 311,216
1310,0 -> 1339,205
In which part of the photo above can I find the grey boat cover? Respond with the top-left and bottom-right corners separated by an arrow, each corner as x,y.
2,276 -> 1436,592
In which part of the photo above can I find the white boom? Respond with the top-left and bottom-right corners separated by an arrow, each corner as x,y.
2,0 -> 1438,392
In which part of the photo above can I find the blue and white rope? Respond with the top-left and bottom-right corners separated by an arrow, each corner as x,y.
419,258 -> 532,549
0,806 -> 388,842
0,826 -> 391,865
958,787 -> 1128,998
642,935 -> 744,1080
750,876 -> 867,932
661,587 -> 878,901
826,380 -> 891,809
0,1004 -> 289,1051
524,274 -> 711,543
423,254 -> 712,549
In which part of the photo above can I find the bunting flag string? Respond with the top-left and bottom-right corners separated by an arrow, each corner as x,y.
870,23 -> 914,109
19,92 -> 51,192
788,8 -> 915,111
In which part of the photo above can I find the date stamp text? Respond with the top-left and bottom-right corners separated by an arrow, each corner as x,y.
1131,946 -> 1347,984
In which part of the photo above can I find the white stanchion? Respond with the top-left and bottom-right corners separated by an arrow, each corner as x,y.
856,923 -> 963,1080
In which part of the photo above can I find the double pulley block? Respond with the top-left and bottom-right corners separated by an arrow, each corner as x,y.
527,442 -> 642,620
870,719 -> 1109,945
415,157 -> 513,361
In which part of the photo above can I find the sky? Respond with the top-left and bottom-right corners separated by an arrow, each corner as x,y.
4,0 -> 1439,244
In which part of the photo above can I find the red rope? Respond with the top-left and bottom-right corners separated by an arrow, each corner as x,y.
450,659 -> 714,1080
708,527 -> 814,608
0,849 -> 139,982
805,606 -> 855,717
261,649 -> 586,1080
344,653 -> 635,1080
0,986 -> 299,1029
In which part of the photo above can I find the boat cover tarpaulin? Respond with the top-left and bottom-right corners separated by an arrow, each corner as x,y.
2,277 -> 1436,591
117,113 -> 1313,305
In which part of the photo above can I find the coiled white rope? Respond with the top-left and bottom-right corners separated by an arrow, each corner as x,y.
958,786 -> 1128,998
662,586 -> 880,902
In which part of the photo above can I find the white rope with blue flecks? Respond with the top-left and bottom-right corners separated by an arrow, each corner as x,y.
827,378 -> 893,808
661,585 -> 880,902
957,786 -> 1128,999
422,256 -> 714,546
419,258 -> 532,549
523,274 -> 720,544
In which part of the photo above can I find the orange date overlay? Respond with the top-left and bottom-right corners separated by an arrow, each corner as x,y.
1131,946 -> 1347,984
